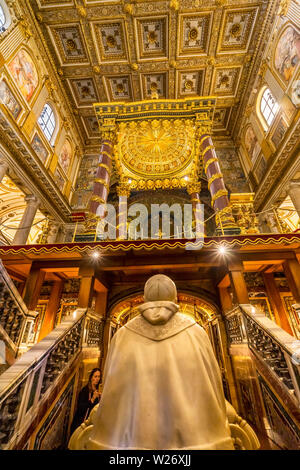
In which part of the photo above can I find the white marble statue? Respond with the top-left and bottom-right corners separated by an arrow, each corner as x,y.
69,274 -> 260,450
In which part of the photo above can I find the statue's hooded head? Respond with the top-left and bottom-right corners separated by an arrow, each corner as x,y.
144,274 -> 177,303
139,274 -> 179,325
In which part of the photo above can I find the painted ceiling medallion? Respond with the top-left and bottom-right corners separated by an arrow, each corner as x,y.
116,119 -> 195,178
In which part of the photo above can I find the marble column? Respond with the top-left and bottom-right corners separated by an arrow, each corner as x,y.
46,220 -> 61,244
199,132 -> 240,234
265,213 -> 280,233
117,184 -> 130,240
0,160 -> 9,183
13,195 -> 40,245
288,181 -> 300,218
87,138 -> 114,233
187,182 -> 204,238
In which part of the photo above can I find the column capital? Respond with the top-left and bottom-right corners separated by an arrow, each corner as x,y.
288,180 -> 300,191
24,194 -> 40,206
117,184 -> 131,198
187,181 -> 201,195
0,159 -> 9,169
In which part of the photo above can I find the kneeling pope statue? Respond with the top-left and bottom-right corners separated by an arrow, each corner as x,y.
70,274 -> 259,450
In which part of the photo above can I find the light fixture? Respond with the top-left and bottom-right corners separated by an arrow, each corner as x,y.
128,179 -> 132,184
91,251 -> 100,259
184,176 -> 189,181
218,245 -> 227,255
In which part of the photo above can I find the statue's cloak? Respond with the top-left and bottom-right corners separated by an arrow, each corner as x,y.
87,313 -> 234,450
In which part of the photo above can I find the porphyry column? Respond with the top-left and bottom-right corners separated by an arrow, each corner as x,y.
87,137 -> 114,233
200,132 -> 240,235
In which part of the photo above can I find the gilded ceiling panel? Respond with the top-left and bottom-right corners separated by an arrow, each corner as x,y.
211,67 -> 242,97
217,7 -> 258,54
48,24 -> 89,65
69,78 -> 99,106
82,116 -> 100,139
134,16 -> 168,60
213,108 -> 232,132
176,70 -> 204,98
141,72 -> 168,99
177,13 -> 212,58
37,0 -> 72,7
28,0 -> 269,142
92,20 -> 128,63
104,75 -> 133,101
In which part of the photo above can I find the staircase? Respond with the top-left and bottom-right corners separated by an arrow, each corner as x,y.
224,304 -> 300,449
0,260 -> 38,374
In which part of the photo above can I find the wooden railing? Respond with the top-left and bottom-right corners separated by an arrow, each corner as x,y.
0,308 -> 87,450
0,260 -> 38,359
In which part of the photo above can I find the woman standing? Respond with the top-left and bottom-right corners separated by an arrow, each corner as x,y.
71,368 -> 101,434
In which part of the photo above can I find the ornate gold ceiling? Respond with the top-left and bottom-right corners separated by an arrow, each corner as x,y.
117,119 -> 195,178
30,0 -> 269,146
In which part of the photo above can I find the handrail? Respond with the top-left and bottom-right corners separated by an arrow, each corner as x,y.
228,304 -> 300,406
0,308 -> 87,450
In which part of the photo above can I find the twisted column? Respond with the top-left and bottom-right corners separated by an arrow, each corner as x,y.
117,184 -> 130,240
86,137 -> 114,233
200,132 -> 240,235
187,182 -> 204,238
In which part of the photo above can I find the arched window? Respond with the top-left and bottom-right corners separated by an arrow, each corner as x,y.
38,104 -> 56,142
0,6 -> 5,31
0,2 -> 10,33
260,88 -> 279,127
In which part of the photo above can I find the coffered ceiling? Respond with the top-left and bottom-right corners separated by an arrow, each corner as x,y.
29,0 -> 271,146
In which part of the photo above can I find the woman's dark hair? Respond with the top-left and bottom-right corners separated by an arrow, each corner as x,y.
88,368 -> 101,391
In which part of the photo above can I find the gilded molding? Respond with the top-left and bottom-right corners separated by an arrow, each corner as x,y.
98,163 -> 112,174
208,173 -> 224,190
94,179 -> 110,190
204,157 -> 218,173
187,182 -> 201,195
211,189 -> 228,206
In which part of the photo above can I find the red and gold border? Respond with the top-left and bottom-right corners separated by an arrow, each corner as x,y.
0,233 -> 299,256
